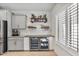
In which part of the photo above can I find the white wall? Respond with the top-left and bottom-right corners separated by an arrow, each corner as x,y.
11,10 -> 52,36
6,10 -> 12,37
51,3 -> 72,56
0,9 -> 12,37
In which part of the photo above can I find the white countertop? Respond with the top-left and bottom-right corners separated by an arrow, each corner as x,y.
8,34 -> 55,38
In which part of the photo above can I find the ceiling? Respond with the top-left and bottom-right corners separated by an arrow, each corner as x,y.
0,3 -> 56,11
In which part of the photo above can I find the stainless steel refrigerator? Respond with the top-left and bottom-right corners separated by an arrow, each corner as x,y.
0,20 -> 8,55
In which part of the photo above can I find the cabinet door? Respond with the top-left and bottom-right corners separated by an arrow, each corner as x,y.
24,37 -> 30,50
12,15 -> 26,29
8,39 -> 16,50
16,38 -> 24,50
48,37 -> 54,50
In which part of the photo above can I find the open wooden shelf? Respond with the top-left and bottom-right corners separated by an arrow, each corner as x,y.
28,26 -> 37,29
41,26 -> 49,30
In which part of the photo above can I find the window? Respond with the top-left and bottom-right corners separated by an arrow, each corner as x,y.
57,11 -> 66,45
67,3 -> 78,51
57,3 -> 79,52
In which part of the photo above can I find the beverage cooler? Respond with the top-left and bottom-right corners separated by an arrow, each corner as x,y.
40,38 -> 48,49
0,20 -> 8,55
30,37 -> 49,50
30,37 -> 39,50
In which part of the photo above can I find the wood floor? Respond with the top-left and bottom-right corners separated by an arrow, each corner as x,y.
1,51 -> 57,56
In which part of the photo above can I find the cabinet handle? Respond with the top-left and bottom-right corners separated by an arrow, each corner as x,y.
14,40 -> 16,45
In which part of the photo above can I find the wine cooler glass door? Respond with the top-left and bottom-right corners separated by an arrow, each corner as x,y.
40,38 -> 48,49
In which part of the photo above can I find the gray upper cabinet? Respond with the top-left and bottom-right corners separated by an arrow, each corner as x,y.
12,14 -> 26,29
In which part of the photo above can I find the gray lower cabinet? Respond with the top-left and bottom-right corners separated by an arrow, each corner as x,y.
47,37 -> 54,50
8,37 -> 24,51
8,39 -> 16,50
24,37 -> 30,50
